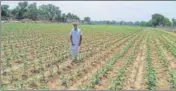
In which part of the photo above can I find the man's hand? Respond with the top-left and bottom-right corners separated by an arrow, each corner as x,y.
79,35 -> 82,46
70,34 -> 74,46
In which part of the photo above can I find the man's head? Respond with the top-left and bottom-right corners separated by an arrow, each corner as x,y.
73,22 -> 78,30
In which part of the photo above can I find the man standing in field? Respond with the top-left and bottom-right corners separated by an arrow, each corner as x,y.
70,22 -> 82,61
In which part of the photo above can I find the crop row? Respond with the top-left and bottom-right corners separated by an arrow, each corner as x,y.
146,34 -> 156,90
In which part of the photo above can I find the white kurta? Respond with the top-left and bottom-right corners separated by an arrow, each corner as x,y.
70,28 -> 82,59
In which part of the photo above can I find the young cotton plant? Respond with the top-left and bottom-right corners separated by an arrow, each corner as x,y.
171,70 -> 176,90
60,75 -> 68,89
161,36 -> 176,57
6,56 -> 11,67
146,36 -> 156,90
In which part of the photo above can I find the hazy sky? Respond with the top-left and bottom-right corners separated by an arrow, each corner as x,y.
1,1 -> 176,21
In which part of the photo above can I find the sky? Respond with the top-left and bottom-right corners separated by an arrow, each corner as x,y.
1,1 -> 176,22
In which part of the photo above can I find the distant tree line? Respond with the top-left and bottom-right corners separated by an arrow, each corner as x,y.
90,20 -> 152,26
1,2 -> 176,27
1,2 -> 83,23
91,14 -> 176,27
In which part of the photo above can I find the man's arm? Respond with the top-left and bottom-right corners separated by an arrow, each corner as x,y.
70,32 -> 74,46
79,32 -> 82,46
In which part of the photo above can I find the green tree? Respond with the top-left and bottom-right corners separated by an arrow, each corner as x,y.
84,17 -> 91,24
164,17 -> 172,26
71,14 -> 80,21
61,13 -> 67,22
38,4 -> 47,19
12,2 -> 28,19
65,12 -> 80,22
66,13 -> 72,19
146,20 -> 153,27
119,21 -> 124,25
134,21 -> 140,26
39,4 -> 58,21
140,21 -> 147,26
11,6 -> 20,19
26,3 -> 38,21
172,18 -> 176,27
1,5 -> 10,17
55,7 -> 62,22
18,1 -> 28,19
151,13 -> 165,27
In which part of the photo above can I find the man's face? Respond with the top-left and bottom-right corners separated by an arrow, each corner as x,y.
73,24 -> 77,30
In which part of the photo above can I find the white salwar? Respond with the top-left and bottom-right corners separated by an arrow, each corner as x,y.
70,28 -> 82,60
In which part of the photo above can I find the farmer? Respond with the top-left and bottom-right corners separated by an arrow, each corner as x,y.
70,22 -> 82,61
